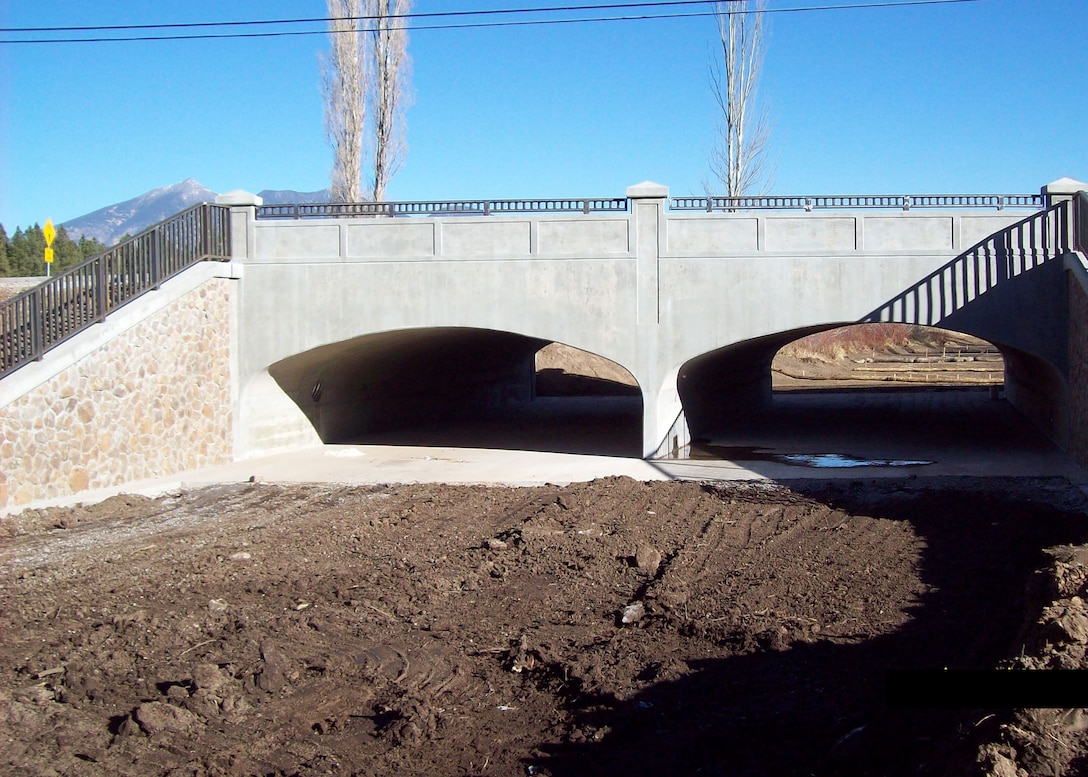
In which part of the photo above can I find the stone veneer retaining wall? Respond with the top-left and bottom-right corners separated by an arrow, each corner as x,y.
0,278 -> 233,508
1070,269 -> 1088,473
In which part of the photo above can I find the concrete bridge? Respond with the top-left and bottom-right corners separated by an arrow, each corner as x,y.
2,178 -> 1086,508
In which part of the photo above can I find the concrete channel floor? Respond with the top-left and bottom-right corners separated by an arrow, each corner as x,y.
5,387 -> 1086,517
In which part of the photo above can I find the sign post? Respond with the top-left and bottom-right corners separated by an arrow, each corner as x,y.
43,219 -> 56,278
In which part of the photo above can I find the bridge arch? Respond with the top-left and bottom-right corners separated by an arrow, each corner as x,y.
675,321 -> 1068,448
262,327 -> 644,455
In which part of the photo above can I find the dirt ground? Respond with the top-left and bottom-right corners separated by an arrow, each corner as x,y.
4,476 -> 1088,776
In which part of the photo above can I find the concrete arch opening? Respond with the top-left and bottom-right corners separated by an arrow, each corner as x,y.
675,324 -> 1069,473
268,328 -> 642,456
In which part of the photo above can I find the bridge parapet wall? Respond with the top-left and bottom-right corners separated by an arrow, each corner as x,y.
663,211 -> 1025,257
247,208 -> 1028,265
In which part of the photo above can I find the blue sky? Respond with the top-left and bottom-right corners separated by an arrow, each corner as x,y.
1,0 -> 1084,229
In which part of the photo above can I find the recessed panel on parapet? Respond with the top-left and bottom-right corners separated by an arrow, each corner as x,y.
960,216 -> 1033,250
764,217 -> 856,253
347,222 -> 435,259
440,221 -> 531,258
536,219 -> 630,256
256,224 -> 341,261
865,217 -> 952,252
665,217 -> 758,256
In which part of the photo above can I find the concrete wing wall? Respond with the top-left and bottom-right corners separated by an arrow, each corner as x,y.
0,264 -> 236,510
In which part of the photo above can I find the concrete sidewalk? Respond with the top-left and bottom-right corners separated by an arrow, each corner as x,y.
6,387 -> 1086,518
0,445 -> 671,517
4,436 -> 1086,519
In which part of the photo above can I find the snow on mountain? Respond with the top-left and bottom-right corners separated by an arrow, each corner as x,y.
62,181 -> 333,246
62,179 -> 217,246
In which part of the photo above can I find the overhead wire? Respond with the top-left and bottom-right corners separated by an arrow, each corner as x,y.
0,0 -> 989,45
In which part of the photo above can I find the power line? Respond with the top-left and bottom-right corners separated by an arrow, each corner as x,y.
2,1 -> 713,33
0,0 -> 989,45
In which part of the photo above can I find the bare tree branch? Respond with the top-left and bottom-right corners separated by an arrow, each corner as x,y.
323,0 -> 367,203
369,0 -> 413,202
323,0 -> 412,204
707,0 -> 773,198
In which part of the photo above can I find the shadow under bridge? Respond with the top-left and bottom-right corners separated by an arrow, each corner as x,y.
268,327 -> 643,456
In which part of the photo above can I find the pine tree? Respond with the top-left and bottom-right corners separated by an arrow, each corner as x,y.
9,226 -> 46,277
78,235 -> 106,260
0,224 -> 10,276
52,225 -> 83,272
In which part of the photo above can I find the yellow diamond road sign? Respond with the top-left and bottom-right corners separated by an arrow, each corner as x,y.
43,219 -> 56,247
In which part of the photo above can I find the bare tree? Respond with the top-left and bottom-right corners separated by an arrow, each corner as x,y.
707,0 -> 772,197
369,0 -> 412,202
323,0 -> 412,203
323,0 -> 367,203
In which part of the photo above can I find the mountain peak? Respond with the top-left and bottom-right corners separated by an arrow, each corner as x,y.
60,181 -> 331,246
63,180 -> 218,245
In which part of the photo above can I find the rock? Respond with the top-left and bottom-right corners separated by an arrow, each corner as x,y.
1043,605 -> 1088,645
191,663 -> 229,693
208,598 -> 228,612
977,743 -> 1026,777
185,689 -> 222,718
255,663 -> 284,692
257,642 -> 289,692
134,701 -> 197,735
635,544 -> 662,575
621,602 -> 645,625
14,684 -> 54,705
485,537 -> 508,550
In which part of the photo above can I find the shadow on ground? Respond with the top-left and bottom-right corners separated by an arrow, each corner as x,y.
527,479 -> 1088,777
350,394 -> 645,457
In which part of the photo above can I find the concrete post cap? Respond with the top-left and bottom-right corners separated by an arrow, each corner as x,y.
626,181 -> 669,199
1042,178 -> 1088,197
215,190 -> 264,207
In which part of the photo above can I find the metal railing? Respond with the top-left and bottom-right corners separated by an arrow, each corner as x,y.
0,203 -> 231,380
1075,191 -> 1088,254
256,197 -> 629,219
670,193 -> 1044,213
258,192 -> 1045,219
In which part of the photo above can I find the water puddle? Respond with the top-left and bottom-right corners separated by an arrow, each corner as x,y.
687,443 -> 933,469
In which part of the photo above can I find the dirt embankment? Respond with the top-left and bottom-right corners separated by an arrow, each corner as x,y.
537,326 -> 1004,395
3,477 -> 1088,776
773,325 -> 1003,388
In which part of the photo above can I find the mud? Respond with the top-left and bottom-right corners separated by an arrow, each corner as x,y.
3,476 -> 1088,776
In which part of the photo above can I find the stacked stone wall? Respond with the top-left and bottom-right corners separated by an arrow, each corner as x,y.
0,278 -> 233,508
1070,272 -> 1088,472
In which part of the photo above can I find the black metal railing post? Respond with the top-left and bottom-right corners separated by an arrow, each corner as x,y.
151,226 -> 162,290
1075,191 -> 1088,254
29,291 -> 41,362
95,252 -> 107,323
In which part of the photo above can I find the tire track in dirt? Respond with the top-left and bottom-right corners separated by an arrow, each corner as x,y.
4,477 -> 1088,776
